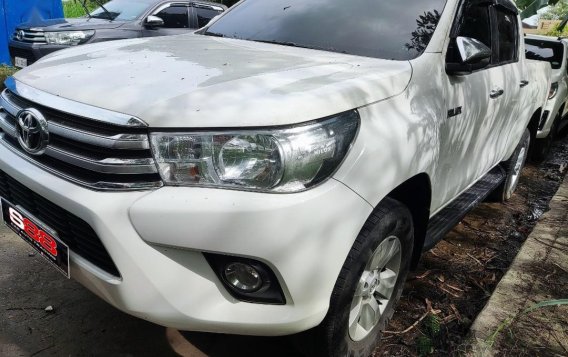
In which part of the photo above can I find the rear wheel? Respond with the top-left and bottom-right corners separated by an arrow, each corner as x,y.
491,128 -> 530,202
300,198 -> 414,357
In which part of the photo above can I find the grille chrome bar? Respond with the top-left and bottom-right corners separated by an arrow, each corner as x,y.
0,78 -> 162,191
45,146 -> 158,175
1,90 -> 21,117
48,122 -> 151,150
0,111 -> 16,137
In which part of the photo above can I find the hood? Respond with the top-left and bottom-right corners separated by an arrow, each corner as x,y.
14,34 -> 412,128
19,17 -> 126,31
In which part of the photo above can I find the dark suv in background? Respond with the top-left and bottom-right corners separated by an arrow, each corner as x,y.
9,0 -> 226,68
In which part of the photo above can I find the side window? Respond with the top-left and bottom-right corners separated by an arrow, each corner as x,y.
194,6 -> 223,28
495,9 -> 518,63
457,5 -> 492,47
446,3 -> 492,64
156,6 -> 189,28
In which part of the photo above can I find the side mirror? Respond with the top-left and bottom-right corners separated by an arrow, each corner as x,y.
447,36 -> 492,75
145,15 -> 164,27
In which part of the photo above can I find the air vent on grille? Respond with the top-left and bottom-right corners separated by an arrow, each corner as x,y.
0,83 -> 163,191
0,169 -> 120,277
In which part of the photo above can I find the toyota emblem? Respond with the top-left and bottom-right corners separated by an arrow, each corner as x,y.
16,30 -> 25,41
16,108 -> 49,155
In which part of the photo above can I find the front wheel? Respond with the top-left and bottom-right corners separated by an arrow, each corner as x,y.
300,198 -> 414,357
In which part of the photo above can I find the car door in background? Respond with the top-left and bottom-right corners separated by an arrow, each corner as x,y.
190,3 -> 225,29
143,2 -> 191,37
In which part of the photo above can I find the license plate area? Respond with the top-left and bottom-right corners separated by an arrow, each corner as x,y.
14,56 -> 28,68
1,198 -> 70,278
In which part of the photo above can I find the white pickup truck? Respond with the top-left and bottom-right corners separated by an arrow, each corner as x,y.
525,34 -> 568,160
0,0 -> 550,356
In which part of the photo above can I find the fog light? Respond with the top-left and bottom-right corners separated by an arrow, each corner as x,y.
223,262 -> 263,292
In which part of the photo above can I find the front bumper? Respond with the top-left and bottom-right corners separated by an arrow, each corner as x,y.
9,40 -> 70,66
0,142 -> 372,335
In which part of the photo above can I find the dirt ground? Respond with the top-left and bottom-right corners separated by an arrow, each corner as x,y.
1,130 -> 567,357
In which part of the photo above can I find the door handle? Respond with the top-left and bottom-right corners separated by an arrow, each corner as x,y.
520,80 -> 529,88
490,88 -> 504,99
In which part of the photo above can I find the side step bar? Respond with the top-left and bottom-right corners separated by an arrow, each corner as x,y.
423,166 -> 506,251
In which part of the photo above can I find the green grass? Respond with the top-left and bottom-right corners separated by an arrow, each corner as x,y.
0,66 -> 18,88
63,1 -> 97,18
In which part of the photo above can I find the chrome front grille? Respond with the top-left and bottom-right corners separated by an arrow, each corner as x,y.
13,29 -> 47,44
0,79 -> 163,191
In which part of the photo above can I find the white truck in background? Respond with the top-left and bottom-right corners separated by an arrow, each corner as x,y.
525,34 -> 568,160
0,0 -> 551,356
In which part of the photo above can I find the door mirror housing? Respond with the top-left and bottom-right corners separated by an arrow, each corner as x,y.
446,36 -> 492,75
145,15 -> 165,27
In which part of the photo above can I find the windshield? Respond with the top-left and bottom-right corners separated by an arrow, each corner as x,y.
203,0 -> 447,60
90,0 -> 155,21
525,39 -> 564,70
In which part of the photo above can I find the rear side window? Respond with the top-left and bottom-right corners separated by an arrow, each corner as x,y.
496,10 -> 518,63
525,39 -> 564,69
156,6 -> 190,28
194,7 -> 223,28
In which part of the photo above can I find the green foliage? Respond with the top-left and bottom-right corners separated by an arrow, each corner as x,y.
485,299 -> 568,350
416,314 -> 441,356
541,0 -> 568,19
62,1 -> 107,18
0,66 -> 18,88
425,314 -> 441,336
417,335 -> 434,356
543,22 -> 568,36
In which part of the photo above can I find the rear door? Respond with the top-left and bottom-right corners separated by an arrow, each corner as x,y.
483,5 -> 522,168
190,3 -> 225,29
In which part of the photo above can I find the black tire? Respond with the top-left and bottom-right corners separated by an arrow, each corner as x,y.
491,128 -> 530,203
298,198 -> 414,357
532,112 -> 560,162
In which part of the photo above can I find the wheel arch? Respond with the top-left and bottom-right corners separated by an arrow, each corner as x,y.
527,107 -> 543,141
385,173 -> 432,269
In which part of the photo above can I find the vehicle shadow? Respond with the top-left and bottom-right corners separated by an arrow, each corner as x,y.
177,330 -> 302,357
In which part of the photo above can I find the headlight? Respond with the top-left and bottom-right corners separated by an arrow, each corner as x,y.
44,31 -> 95,46
150,111 -> 359,192
549,82 -> 559,100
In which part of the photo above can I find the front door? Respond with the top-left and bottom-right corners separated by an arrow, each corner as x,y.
433,0 -> 499,210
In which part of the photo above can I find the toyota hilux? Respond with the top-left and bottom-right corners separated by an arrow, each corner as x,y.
0,0 -> 551,356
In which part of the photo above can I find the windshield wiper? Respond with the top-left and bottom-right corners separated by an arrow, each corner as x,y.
251,39 -> 341,53
203,31 -> 226,37
80,0 -> 92,19
91,0 -> 114,20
